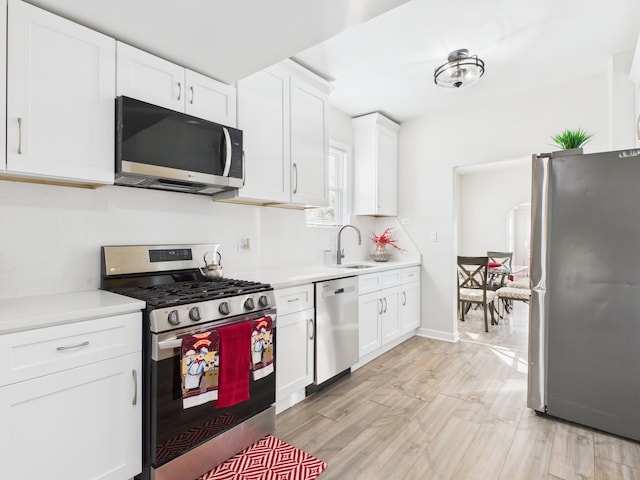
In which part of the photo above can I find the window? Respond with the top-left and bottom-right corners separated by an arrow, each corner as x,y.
306,142 -> 349,227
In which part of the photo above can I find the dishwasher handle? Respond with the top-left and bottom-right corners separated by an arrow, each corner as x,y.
320,283 -> 356,298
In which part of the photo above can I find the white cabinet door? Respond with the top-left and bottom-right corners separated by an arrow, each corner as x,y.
377,124 -> 399,216
6,0 -> 115,184
401,281 -> 421,334
117,42 -> 236,126
116,41 -> 184,112
276,308 -> 314,401
0,353 -> 141,480
237,65 -> 291,203
290,76 -> 328,207
0,0 -> 6,172
358,291 -> 382,357
352,113 -> 400,216
380,286 -> 401,345
185,69 -> 237,126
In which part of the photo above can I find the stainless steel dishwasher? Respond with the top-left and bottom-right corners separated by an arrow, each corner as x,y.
314,276 -> 359,386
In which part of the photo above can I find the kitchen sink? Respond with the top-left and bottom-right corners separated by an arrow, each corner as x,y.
337,264 -> 373,269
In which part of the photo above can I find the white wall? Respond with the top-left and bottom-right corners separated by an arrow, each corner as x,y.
0,106 -> 379,299
399,65 -> 635,341
457,162 -> 531,256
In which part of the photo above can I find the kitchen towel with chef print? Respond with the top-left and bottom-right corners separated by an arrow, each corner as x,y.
181,330 -> 219,409
251,316 -> 274,380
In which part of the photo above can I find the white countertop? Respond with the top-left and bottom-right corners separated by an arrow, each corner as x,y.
0,290 -> 145,335
237,259 -> 421,289
0,260 -> 421,334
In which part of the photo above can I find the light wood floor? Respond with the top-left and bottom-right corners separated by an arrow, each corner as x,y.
275,302 -> 640,479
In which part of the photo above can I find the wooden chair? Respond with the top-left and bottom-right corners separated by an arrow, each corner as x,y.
496,286 -> 531,317
486,251 -> 513,290
457,256 -> 497,332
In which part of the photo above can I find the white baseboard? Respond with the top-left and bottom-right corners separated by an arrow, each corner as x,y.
416,327 -> 458,343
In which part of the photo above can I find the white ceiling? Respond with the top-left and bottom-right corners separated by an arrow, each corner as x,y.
25,0 -> 640,123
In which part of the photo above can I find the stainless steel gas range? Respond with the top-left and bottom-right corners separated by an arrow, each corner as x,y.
101,244 -> 276,480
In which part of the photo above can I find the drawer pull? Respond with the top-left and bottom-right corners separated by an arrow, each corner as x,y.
402,292 -> 407,306
132,369 -> 138,406
56,341 -> 89,351
287,297 -> 300,303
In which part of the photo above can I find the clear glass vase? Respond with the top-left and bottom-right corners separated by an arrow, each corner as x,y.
370,242 -> 392,262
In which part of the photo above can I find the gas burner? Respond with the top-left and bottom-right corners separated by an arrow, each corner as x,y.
113,278 -> 271,308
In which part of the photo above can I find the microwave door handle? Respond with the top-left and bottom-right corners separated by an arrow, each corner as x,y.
222,127 -> 232,177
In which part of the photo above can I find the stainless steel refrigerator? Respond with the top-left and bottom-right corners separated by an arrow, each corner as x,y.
528,147 -> 640,441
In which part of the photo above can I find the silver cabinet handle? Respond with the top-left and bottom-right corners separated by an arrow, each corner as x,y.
383,297 -> 388,313
292,163 -> 298,194
378,298 -> 383,315
177,82 -> 182,101
308,318 -> 314,340
18,117 -> 23,154
402,291 -> 407,306
287,297 -> 300,303
190,85 -> 194,104
56,341 -> 89,351
132,369 -> 138,406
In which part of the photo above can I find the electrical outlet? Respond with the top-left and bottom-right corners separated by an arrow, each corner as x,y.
238,238 -> 252,252
429,231 -> 438,242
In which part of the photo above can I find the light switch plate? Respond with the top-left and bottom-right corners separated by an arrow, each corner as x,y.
429,231 -> 438,242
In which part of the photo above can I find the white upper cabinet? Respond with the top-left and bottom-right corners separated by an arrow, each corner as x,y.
225,60 -> 330,207
116,41 -> 237,126
4,0 -> 116,184
352,113 -> 400,216
290,75 -> 329,206
236,65 -> 291,203
0,0 -> 6,172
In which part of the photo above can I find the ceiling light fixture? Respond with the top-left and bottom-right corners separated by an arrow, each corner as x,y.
434,48 -> 485,89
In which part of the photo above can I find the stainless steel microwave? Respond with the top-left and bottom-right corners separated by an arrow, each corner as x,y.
115,96 -> 243,195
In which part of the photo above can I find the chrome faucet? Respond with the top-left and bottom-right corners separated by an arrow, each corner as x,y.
336,224 -> 362,265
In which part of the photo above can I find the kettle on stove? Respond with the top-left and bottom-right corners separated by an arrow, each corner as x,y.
199,249 -> 223,281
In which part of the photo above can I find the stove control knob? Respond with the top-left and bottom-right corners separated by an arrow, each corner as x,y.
244,297 -> 255,310
218,302 -> 230,316
189,307 -> 201,322
258,295 -> 269,308
167,310 -> 180,326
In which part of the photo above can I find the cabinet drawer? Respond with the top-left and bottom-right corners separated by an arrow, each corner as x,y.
381,269 -> 402,288
0,312 -> 141,386
359,272 -> 383,295
402,266 -> 420,284
275,284 -> 314,315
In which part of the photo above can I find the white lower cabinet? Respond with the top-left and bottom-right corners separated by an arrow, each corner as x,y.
401,266 -> 421,334
358,290 -> 382,356
358,269 -> 402,358
0,312 -> 142,480
357,266 -> 420,365
275,284 -> 314,413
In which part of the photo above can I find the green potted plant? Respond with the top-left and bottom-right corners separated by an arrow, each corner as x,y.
551,128 -> 594,153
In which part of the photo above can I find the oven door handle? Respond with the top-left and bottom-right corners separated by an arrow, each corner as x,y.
158,338 -> 183,350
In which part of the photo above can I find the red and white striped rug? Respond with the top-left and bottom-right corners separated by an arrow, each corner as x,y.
197,435 -> 327,480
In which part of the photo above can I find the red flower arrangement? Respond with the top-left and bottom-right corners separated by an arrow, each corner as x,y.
370,228 -> 405,251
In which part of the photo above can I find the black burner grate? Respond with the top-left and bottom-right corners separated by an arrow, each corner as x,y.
113,278 -> 271,307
